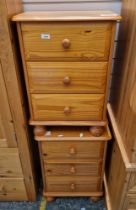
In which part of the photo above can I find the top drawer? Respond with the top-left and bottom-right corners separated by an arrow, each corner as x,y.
21,22 -> 113,61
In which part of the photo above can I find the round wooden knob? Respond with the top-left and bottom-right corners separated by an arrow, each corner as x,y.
34,126 -> 46,136
89,126 -> 104,137
70,166 -> 76,174
62,38 -> 71,49
70,183 -> 75,191
63,76 -> 71,85
70,147 -> 76,155
64,106 -> 71,115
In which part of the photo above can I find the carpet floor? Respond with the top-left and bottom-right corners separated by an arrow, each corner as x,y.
0,196 -> 105,210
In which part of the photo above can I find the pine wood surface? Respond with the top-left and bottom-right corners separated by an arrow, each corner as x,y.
34,125 -> 111,141
15,13 -> 118,124
21,22 -> 112,61
31,94 -> 104,121
27,62 -> 108,94
0,0 -> 36,200
14,11 -> 117,198
30,119 -> 107,126
110,0 -> 136,163
12,11 -> 122,22
0,148 -> 23,178
0,178 -> 27,201
44,161 -> 102,176
45,176 -> 101,192
41,141 -> 105,160
0,62 -> 16,148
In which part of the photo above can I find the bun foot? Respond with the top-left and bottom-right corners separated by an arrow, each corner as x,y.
34,126 -> 46,136
46,196 -> 55,202
90,196 -> 100,202
89,126 -> 104,137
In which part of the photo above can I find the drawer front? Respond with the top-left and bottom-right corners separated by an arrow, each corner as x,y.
27,62 -> 107,94
21,22 -> 112,61
41,141 -> 105,160
0,178 -> 27,201
46,176 -> 101,192
44,162 -> 102,176
31,94 -> 104,121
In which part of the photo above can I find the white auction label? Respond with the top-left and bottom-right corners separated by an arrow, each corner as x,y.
40,34 -> 51,39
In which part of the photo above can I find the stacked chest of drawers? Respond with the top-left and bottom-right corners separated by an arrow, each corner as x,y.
13,11 -> 121,201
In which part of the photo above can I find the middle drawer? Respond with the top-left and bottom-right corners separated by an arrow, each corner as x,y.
44,161 -> 102,176
27,62 -> 107,94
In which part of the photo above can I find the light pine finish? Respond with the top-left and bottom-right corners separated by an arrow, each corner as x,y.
21,22 -> 112,61
0,178 -> 27,201
0,148 -> 23,178
44,161 -> 102,176
110,0 -> 136,163
41,141 -> 105,160
105,136 -> 136,210
31,94 -> 104,121
27,62 -> 108,94
36,126 -> 110,197
30,120 -> 107,126
0,62 -> 17,148
14,12 -> 120,124
46,176 -> 101,192
105,107 -> 136,210
0,0 -> 36,200
35,125 -> 111,141
14,11 -> 118,199
12,11 -> 122,22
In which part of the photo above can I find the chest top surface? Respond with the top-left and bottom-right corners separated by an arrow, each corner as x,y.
12,11 -> 121,22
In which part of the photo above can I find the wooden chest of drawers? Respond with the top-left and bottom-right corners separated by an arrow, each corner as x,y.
36,126 -> 111,198
13,11 -> 121,201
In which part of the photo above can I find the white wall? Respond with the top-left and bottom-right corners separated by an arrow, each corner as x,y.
23,0 -> 121,13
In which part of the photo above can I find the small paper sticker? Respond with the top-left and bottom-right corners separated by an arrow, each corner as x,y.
40,34 -> 51,39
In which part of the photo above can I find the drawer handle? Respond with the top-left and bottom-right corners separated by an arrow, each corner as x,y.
62,38 -> 71,49
70,147 -> 76,155
70,183 -> 75,191
64,106 -> 71,115
70,166 -> 76,174
63,76 -> 71,85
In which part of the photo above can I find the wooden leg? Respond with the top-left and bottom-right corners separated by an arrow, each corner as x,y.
90,196 -> 100,202
46,196 -> 55,202
33,125 -> 46,136
89,126 -> 104,137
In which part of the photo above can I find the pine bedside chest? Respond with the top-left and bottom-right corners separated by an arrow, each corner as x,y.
12,11 -> 121,202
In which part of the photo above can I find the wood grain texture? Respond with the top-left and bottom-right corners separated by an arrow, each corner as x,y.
30,119 -> 107,126
43,191 -> 103,197
21,22 -> 112,61
106,139 -> 129,210
34,125 -> 111,141
0,62 -> 17,148
0,178 -> 27,201
12,11 -> 121,22
41,141 -> 105,160
44,161 -> 102,176
27,62 -> 108,94
0,0 -> 36,200
31,94 -> 105,121
0,148 -> 23,178
110,0 -> 136,162
105,135 -> 136,210
45,176 -> 101,192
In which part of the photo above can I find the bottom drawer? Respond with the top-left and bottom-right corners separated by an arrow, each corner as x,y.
46,176 -> 101,192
